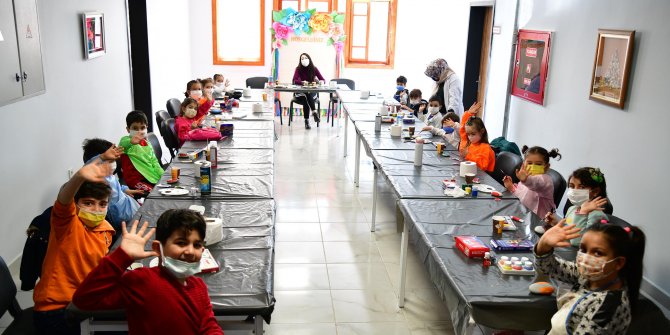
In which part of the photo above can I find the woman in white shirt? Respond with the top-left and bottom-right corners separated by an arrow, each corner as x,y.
424,58 -> 464,116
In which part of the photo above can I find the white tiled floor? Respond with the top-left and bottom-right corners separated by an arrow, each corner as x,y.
266,118 -> 455,335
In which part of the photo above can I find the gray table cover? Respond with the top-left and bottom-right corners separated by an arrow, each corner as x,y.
398,199 -> 556,333
181,136 -> 275,150
385,175 -> 514,199
147,171 -> 273,200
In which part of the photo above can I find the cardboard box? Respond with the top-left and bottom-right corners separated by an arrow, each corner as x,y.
455,236 -> 490,258
199,249 -> 219,273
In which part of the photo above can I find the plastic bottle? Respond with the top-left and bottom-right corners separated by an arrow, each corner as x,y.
375,113 -> 382,132
414,139 -> 423,167
200,163 -> 211,195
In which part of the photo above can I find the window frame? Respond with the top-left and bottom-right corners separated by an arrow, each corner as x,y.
344,0 -> 397,68
212,0 -> 266,66
274,0 -> 338,12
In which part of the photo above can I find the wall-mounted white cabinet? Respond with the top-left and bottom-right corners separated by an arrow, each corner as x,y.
0,0 -> 45,106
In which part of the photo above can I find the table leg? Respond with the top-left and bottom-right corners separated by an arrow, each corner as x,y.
253,315 -> 263,334
371,165 -> 378,232
343,109 -> 348,157
398,218 -> 409,308
354,131 -> 361,187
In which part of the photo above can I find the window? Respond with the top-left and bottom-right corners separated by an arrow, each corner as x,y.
274,0 -> 339,13
212,0 -> 265,65
345,0 -> 397,67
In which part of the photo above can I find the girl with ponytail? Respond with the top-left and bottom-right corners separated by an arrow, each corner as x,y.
534,221 -> 646,334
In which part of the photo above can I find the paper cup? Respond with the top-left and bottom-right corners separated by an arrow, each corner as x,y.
360,90 -> 370,99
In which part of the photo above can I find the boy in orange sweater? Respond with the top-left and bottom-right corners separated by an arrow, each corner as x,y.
32,160 -> 116,335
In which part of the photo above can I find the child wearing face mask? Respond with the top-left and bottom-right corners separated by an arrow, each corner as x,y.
184,79 -> 215,119
212,73 -> 231,99
119,111 -> 164,192
534,221 -> 645,334
394,75 -> 409,104
543,168 -> 609,245
420,96 -> 444,128
422,112 -> 460,148
33,162 -> 115,335
503,145 -> 561,220
175,98 -> 202,146
457,102 -> 495,172
403,89 -> 428,118
82,138 -> 141,233
73,210 -> 224,335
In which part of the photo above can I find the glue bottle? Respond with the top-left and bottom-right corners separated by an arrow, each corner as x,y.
483,252 -> 491,267
375,113 -> 382,132
208,141 -> 218,168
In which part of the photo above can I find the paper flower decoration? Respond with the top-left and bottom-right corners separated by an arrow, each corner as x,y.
309,13 -> 332,33
272,22 -> 293,40
328,22 -> 344,40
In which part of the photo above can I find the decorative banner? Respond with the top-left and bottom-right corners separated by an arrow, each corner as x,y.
270,8 -> 346,79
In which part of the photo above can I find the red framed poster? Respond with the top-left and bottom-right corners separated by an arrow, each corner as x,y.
511,30 -> 552,105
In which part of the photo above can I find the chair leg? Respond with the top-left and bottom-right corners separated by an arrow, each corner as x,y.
316,100 -> 321,127
276,99 -> 283,125
289,101 -> 293,126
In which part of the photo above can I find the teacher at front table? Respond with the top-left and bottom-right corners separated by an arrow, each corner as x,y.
292,53 -> 325,129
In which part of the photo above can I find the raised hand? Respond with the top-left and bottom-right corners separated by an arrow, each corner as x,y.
418,104 -> 426,113
120,221 -> 158,261
580,196 -> 608,214
502,175 -> 514,192
515,164 -> 529,182
78,160 -> 113,182
100,145 -> 124,161
467,101 -> 482,117
544,211 -> 558,225
536,220 -> 581,254
444,119 -> 455,127
130,133 -> 144,145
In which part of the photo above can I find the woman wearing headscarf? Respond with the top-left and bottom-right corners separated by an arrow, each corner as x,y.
424,58 -> 464,116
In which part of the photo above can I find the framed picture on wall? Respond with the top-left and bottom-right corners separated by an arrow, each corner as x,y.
589,29 -> 635,109
82,12 -> 106,59
511,30 -> 552,105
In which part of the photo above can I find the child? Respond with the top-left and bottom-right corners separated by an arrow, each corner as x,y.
543,167 -> 609,245
422,112 -> 460,148
73,210 -> 223,335
534,221 -> 645,334
458,102 -> 495,172
32,162 -> 115,335
175,98 -> 201,146
420,96 -> 444,129
394,75 -> 409,104
503,145 -> 561,220
212,73 -> 231,99
402,89 -> 428,118
184,79 -> 214,118
82,138 -> 142,231
119,111 -> 164,192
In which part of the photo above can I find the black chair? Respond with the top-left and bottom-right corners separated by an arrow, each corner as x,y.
147,132 -> 169,169
545,168 -> 567,208
159,118 -> 179,158
289,95 -> 320,127
328,78 -> 355,127
0,256 -> 35,335
489,152 -> 523,185
155,110 -> 170,131
245,76 -> 283,125
166,98 -> 181,118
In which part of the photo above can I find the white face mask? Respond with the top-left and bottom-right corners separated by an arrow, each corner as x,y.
576,251 -> 619,281
190,90 -> 203,100
410,99 -> 420,105
184,108 -> 197,118
567,188 -> 590,206
301,58 -> 310,67
204,88 -> 213,95
129,129 -> 147,138
159,243 -> 201,280
428,107 -> 440,115
215,81 -> 224,87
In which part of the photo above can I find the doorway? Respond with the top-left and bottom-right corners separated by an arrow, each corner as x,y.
126,0 -> 153,131
463,4 -> 494,113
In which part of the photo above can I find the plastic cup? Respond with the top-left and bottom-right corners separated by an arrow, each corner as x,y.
171,167 -> 180,180
262,92 -> 268,101
408,126 -> 415,136
465,173 -> 476,184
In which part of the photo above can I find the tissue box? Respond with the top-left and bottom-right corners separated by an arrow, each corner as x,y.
455,236 -> 490,258
402,118 -> 415,124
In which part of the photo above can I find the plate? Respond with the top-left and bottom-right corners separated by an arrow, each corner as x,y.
155,184 -> 171,188
210,109 -> 223,115
475,184 -> 496,193
159,188 -> 190,196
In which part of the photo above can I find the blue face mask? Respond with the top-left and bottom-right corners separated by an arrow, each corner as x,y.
442,126 -> 454,134
396,85 -> 405,91
159,243 -> 201,280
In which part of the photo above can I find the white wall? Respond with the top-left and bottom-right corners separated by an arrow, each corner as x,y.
0,0 -> 133,263
485,0 -> 670,298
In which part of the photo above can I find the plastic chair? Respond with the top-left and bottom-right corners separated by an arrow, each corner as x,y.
166,98 -> 181,118
546,168 -> 567,208
0,256 -> 35,335
146,132 -> 169,169
159,118 -> 179,158
155,110 -> 170,131
245,77 -> 283,125
489,152 -> 523,185
328,78 -> 355,127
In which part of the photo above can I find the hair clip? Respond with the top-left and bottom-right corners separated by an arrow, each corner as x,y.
589,168 -> 604,183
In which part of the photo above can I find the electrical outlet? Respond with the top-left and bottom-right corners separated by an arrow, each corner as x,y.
67,168 -> 74,179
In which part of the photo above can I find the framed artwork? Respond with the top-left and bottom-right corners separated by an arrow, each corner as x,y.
589,29 -> 635,109
82,12 -> 105,59
511,29 -> 552,105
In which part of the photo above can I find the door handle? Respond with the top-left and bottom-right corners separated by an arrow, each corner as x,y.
23,72 -> 28,81
15,73 -> 20,82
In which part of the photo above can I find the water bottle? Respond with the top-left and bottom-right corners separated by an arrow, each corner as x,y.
414,139 -> 424,167
375,113 -> 382,133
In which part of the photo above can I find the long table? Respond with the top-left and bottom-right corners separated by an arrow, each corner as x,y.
339,100 -> 561,334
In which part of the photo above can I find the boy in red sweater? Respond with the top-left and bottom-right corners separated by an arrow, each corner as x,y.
72,210 -> 223,335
